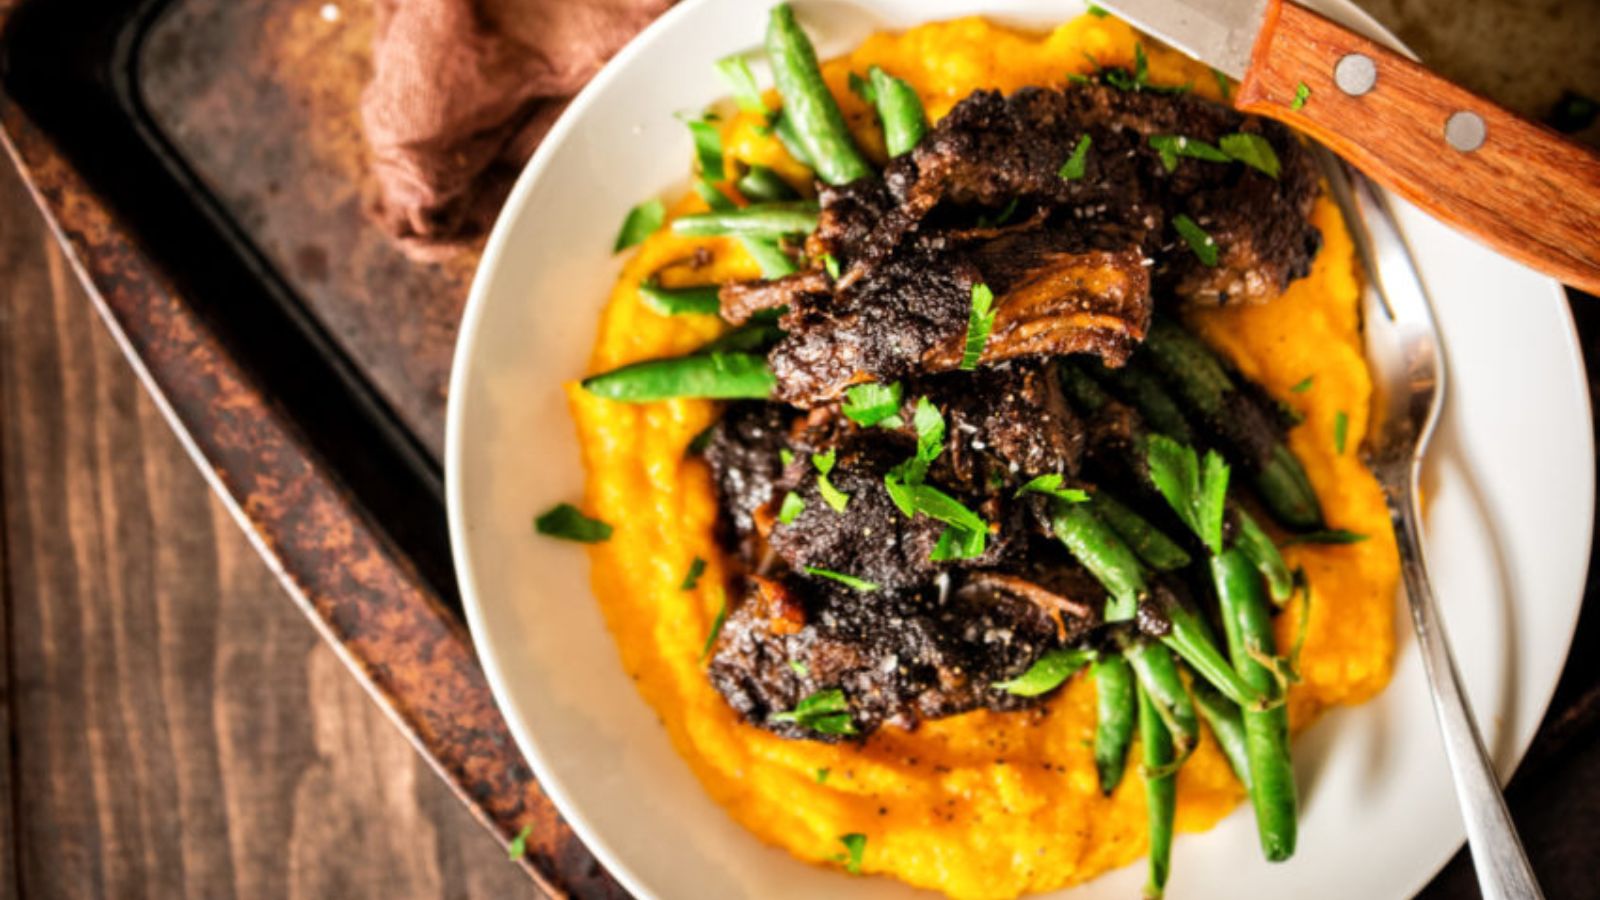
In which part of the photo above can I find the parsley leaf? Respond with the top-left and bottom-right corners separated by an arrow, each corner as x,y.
822,252 -> 841,280
789,659 -> 809,677
1334,410 -> 1349,454
837,833 -> 867,874
507,824 -> 533,860
815,767 -> 831,784
842,381 -> 904,427
1284,529 -> 1369,546
680,556 -> 707,590
1148,134 -> 1229,173
1146,435 -> 1230,554
613,199 -> 665,252
1219,133 -> 1281,178
929,524 -> 987,562
534,504 -> 613,543
1058,134 -> 1092,180
1087,3 -> 1109,16
684,117 -> 725,181
1291,375 -> 1315,393
771,688 -> 859,735
1213,68 -> 1232,101
848,71 -> 876,104
960,283 -> 996,370
803,566 -> 880,593
1171,213 -> 1219,267
1015,473 -> 1091,503
812,449 -> 851,512
780,448 -> 795,466
1291,82 -> 1311,111
992,647 -> 1095,696
778,490 -> 805,524
714,54 -> 766,114
700,588 -> 728,661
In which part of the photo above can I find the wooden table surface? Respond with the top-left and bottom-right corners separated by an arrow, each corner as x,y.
1,1 -> 1596,898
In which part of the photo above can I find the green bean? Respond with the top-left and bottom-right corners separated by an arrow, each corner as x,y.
1092,492 -> 1191,571
866,65 -> 928,157
1048,500 -> 1144,621
1138,679 -> 1177,899
581,352 -> 775,402
1105,360 -> 1196,445
638,282 -> 721,316
736,164 -> 800,202
1212,548 -> 1298,861
1193,680 -> 1252,790
699,322 -> 785,354
1142,319 -> 1324,531
1235,508 -> 1294,603
1124,639 -> 1198,759
771,110 -> 816,169
692,176 -> 797,276
1159,599 -> 1264,709
1093,653 -> 1137,795
765,5 -> 872,185
671,202 -> 820,239
1059,361 -> 1113,412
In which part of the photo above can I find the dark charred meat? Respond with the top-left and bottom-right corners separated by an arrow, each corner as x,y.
708,557 -> 1100,738
694,79 -> 1322,743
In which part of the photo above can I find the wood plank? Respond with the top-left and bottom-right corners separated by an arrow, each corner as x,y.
0,160 -> 541,900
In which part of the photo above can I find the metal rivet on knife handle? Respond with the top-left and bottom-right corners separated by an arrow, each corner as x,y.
1444,111 -> 1487,152
1334,53 -> 1377,96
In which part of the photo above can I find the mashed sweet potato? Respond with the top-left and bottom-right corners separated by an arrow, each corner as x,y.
565,15 -> 1398,899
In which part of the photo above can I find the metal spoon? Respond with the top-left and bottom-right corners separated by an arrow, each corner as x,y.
1328,163 -> 1543,900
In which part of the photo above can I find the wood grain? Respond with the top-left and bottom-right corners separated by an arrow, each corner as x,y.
0,162 -> 542,900
1235,0 -> 1600,294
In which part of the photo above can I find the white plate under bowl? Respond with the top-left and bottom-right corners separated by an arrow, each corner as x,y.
446,2 -> 1594,897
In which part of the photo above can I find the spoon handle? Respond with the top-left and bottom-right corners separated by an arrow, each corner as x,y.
1387,479 -> 1543,900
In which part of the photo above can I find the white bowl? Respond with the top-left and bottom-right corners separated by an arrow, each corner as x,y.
447,2 -> 1594,896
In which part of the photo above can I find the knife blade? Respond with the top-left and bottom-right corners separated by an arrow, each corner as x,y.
1089,0 -> 1600,295
1092,0 -> 1265,79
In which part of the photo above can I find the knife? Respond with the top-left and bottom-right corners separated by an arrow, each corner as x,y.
1096,0 -> 1600,296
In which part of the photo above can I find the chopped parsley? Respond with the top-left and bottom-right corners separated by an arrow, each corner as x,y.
884,396 -> 947,492
686,424 -> 716,455
778,490 -> 806,524
770,688 -> 859,734
803,566 -> 880,593
1334,410 -> 1349,454
684,117 -> 726,181
1058,134 -> 1093,180
789,659 -> 810,677
1099,43 -> 1190,94
1146,435 -> 1229,554
812,449 -> 851,513
507,824 -> 533,860
714,54 -> 766,114
1213,68 -> 1232,101
836,833 -> 868,874
1284,529 -> 1369,546
1015,473 -> 1090,503
1087,3 -> 1109,16
1291,82 -> 1311,111
822,252 -> 842,280
700,588 -> 728,660
992,647 -> 1095,696
884,478 -> 990,560
848,70 -> 875,104
1219,133 -> 1282,178
815,767 -> 831,784
960,283 -> 996,370
780,448 -> 796,466
534,504 -> 613,543
1171,213 -> 1219,267
613,199 -> 665,252
1290,375 -> 1315,393
680,557 -> 707,590
1148,134 -> 1229,172
842,381 -> 904,427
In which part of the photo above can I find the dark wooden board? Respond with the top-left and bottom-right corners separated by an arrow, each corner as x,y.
0,161 -> 542,900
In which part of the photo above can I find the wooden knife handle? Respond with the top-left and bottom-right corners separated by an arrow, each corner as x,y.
1235,0 -> 1600,295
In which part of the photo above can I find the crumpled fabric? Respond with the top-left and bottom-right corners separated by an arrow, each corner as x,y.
361,0 -> 673,259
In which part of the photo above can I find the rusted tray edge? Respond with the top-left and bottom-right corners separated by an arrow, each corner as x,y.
0,58 -> 623,900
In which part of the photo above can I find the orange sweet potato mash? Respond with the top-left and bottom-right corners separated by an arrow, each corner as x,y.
566,15 -> 1399,900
